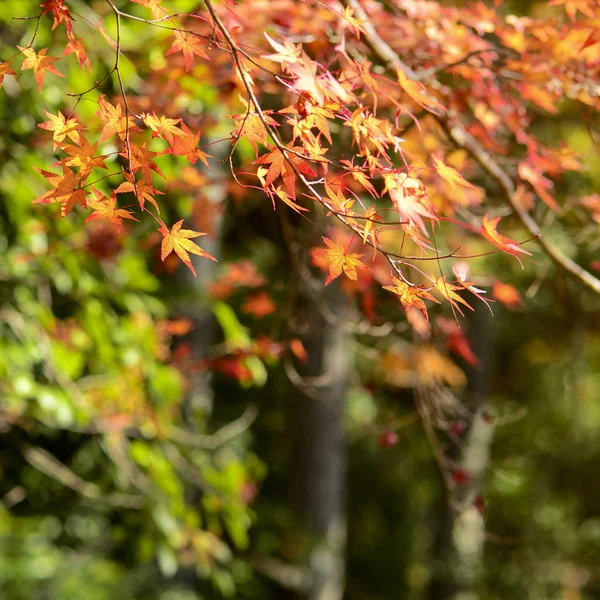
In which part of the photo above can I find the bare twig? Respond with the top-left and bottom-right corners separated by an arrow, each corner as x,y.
167,404 -> 259,449
24,446 -> 144,509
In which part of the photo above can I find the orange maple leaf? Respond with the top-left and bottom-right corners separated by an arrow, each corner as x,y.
165,30 -> 209,72
492,281 -> 523,309
62,137 -> 108,178
63,37 -> 91,72
120,142 -> 164,183
18,46 -> 64,92
34,161 -> 89,217
159,219 -> 216,276
314,237 -> 366,286
548,0 -> 595,20
166,124 -> 210,166
340,160 -> 378,197
233,98 -> 279,154
97,95 -> 139,141
0,62 -> 17,87
242,292 -> 276,318
269,184 -> 309,214
518,161 -> 560,212
84,189 -> 138,232
383,276 -> 439,320
480,214 -> 532,265
38,110 -> 85,150
397,68 -> 445,115
254,145 -> 316,198
41,0 -> 74,38
131,0 -> 164,19
142,112 -> 184,145
115,173 -> 164,211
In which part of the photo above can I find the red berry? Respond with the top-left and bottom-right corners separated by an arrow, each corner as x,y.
378,431 -> 399,448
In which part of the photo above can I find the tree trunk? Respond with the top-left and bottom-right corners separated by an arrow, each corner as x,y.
288,222 -> 352,600
429,304 -> 495,600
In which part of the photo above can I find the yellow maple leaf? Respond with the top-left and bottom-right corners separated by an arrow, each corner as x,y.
159,219 -> 216,276
432,155 -> 478,190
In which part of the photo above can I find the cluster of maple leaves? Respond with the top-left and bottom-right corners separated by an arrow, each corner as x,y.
3,0 -> 599,325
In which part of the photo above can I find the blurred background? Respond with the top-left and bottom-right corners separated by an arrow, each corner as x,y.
1,1 -> 600,599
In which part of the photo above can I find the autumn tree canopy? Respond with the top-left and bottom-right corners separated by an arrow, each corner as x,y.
8,0 -> 599,314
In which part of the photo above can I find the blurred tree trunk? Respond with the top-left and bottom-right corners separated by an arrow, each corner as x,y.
429,304 -> 495,600
287,217 -> 351,600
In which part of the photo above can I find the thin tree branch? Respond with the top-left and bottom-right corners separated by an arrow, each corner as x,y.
24,446 -> 145,509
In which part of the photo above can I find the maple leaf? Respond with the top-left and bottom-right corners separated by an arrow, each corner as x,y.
63,37 -> 91,72
548,0 -> 595,20
518,161 -> 560,212
480,214 -> 532,265
254,145 -> 316,198
314,237 -> 366,286
323,183 -> 355,215
438,318 -> 479,366
396,68 -> 445,115
451,264 -> 494,313
356,209 -> 377,250
159,219 -> 216,276
34,161 -> 89,216
84,188 -> 138,232
41,0 -> 74,39
432,155 -> 478,190
287,56 -> 326,106
165,124 -> 210,166
520,84 -> 558,114
492,281 -> 523,309
385,172 -> 436,235
18,46 -> 64,92
233,97 -> 279,154
270,184 -> 309,214
38,110 -> 85,150
165,30 -> 209,72
209,260 -> 267,300
340,159 -> 378,197
0,62 -> 17,87
432,276 -> 474,316
346,108 -> 403,157
342,6 -> 365,38
131,0 -> 164,19
242,292 -> 276,318
262,32 -> 302,64
97,95 -> 139,141
115,173 -> 164,211
383,276 -> 439,320
142,112 -> 184,145
63,137 -> 108,178
121,142 -> 164,183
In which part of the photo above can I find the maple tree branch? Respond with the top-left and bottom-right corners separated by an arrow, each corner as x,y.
204,0 -> 428,282
343,0 -> 600,296
440,121 -> 600,295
